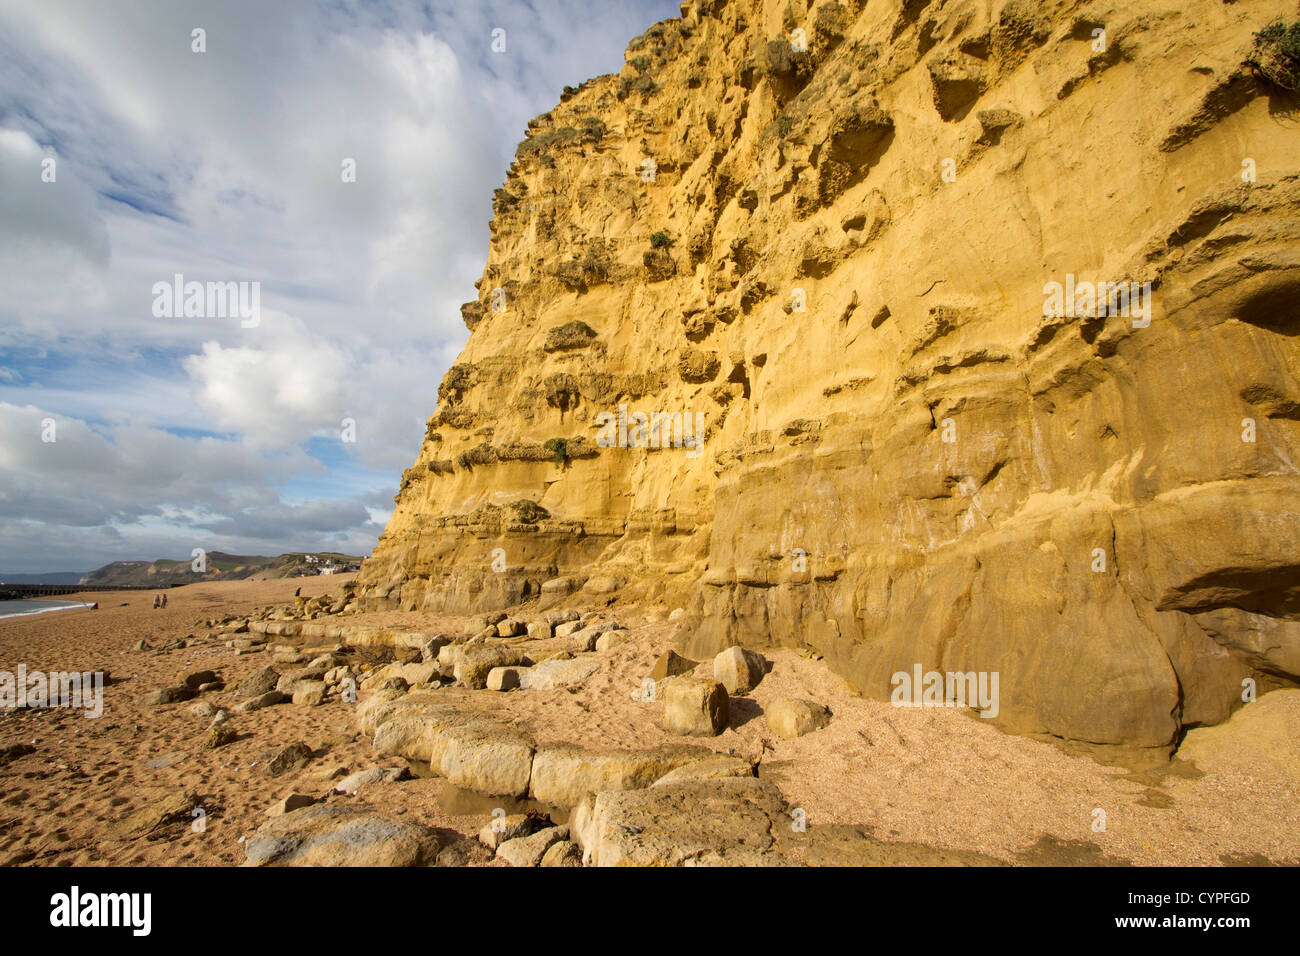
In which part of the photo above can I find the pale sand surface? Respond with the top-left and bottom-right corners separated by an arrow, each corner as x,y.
0,576 -> 1296,866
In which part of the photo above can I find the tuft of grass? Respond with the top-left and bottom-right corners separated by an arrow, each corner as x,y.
649,231 -> 674,249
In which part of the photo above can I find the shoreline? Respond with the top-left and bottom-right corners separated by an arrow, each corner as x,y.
0,601 -> 99,621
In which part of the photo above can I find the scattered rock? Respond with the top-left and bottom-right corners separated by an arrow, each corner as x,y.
765,697 -> 832,739
177,669 -> 219,689
265,794 -> 315,816
478,813 -> 534,849
115,789 -> 200,839
596,629 -> 631,652
189,701 -> 218,718
244,805 -> 443,866
651,649 -> 698,681
486,666 -> 524,691
334,766 -> 409,795
233,690 -> 289,713
237,667 -> 281,697
292,681 -> 328,707
497,826 -> 568,867
266,742 -> 314,776
454,645 -> 529,689
540,839 -> 583,867
713,646 -> 767,694
205,724 -> 238,749
663,677 -> 729,736
308,763 -> 350,781
420,636 -> 450,661
526,657 -> 600,690
145,685 -> 197,706
277,667 -> 327,694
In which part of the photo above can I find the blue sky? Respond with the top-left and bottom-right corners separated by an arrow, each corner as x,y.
0,0 -> 679,572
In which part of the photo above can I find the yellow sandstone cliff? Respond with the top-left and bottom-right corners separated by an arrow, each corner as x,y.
358,0 -> 1300,762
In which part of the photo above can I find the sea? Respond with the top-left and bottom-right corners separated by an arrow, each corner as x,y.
0,599 -> 96,620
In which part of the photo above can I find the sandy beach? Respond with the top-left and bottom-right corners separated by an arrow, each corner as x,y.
0,575 -> 1296,867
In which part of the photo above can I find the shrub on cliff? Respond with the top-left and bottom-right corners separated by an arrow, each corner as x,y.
618,74 -> 658,98
517,125 -> 579,161
579,116 -> 606,144
542,438 -> 569,467
1249,20 -> 1300,90
509,499 -> 550,523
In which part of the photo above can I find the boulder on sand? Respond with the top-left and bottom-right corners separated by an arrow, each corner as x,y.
765,698 -> 832,739
662,677 -> 729,736
237,666 -> 280,697
454,645 -> 529,689
712,646 -> 767,694
651,649 -> 698,681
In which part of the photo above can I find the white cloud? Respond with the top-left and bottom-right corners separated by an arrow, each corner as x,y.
0,0 -> 679,570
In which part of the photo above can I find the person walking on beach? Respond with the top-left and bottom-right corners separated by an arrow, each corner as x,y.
160,593 -> 167,608
152,594 -> 160,609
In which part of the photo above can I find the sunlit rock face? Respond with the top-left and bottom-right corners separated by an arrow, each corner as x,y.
360,0 -> 1300,761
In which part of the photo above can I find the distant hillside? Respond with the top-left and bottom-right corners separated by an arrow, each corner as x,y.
81,552 -> 363,588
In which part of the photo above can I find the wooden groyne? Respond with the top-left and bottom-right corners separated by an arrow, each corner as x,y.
0,584 -> 160,600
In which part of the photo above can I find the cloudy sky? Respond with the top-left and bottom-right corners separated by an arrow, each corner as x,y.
0,0 -> 678,573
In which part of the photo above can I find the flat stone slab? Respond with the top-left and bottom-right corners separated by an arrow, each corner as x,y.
362,695 -> 535,797
529,744 -> 717,808
526,657 -> 600,690
571,777 -> 791,867
243,804 -> 443,866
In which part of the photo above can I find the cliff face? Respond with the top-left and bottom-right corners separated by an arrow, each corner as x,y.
359,0 -> 1300,761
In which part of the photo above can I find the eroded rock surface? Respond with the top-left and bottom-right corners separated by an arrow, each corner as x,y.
353,0 -> 1300,760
